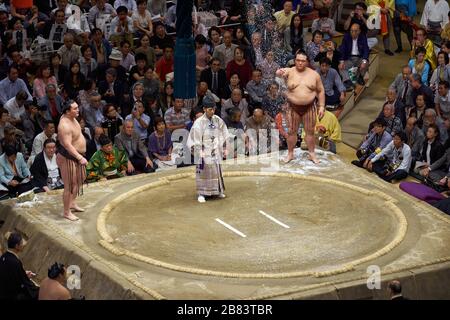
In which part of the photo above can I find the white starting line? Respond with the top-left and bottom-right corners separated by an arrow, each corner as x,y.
215,218 -> 247,238
258,210 -> 290,229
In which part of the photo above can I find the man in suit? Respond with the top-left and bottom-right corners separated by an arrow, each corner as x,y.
212,30 -> 238,69
200,58 -> 227,99
390,65 -> 413,107
411,73 -> 435,109
338,23 -> 369,88
30,138 -> 64,192
0,232 -> 39,300
98,68 -> 128,115
388,280 -> 409,300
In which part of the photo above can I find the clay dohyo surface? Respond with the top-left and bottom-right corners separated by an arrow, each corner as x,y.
4,150 -> 450,299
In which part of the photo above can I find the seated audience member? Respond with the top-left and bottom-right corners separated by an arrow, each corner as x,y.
38,84 -> 63,124
435,81 -> 450,119
101,104 -> 123,142
258,51 -> 280,82
128,53 -> 147,86
86,134 -> 128,181
314,40 -> 342,72
0,65 -> 32,106
408,47 -> 431,86
246,69 -> 267,109
155,45 -> 174,82
414,124 -> 446,174
21,100 -> 45,150
30,139 -> 63,192
115,119 -> 154,174
200,58 -> 227,99
311,7 -> 337,40
410,28 -> 437,70
224,107 -> 245,131
0,126 -> 26,156
338,23 -> 369,88
148,118 -> 175,169
0,232 -> 39,300
119,39 -> 135,71
352,118 -> 393,168
150,22 -> 175,58
368,131 -> 412,183
98,68 -> 127,110
410,73 -> 435,109
38,263 -> 71,300
29,120 -> 57,165
262,82 -> 284,119
430,51 -> 450,92
4,90 -> 29,128
313,110 -> 342,154
221,88 -> 250,127
226,47 -> 253,88
422,109 -> 448,144
164,98 -> 190,132
388,280 -> 409,300
109,5 -> 134,46
419,147 -> 450,183
380,103 -> 403,137
86,126 -> 104,161
212,30 -> 238,69
317,57 -> 346,107
0,145 -> 34,198
306,30 -> 324,66
125,101 -> 150,141
390,65 -> 413,107
245,108 -> 274,155
405,116 -> 426,165
408,94 -> 429,129
57,33 -> 81,69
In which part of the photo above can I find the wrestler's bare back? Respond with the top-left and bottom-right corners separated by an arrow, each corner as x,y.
58,116 -> 86,154
283,67 -> 321,105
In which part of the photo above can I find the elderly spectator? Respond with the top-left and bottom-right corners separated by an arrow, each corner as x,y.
408,94 -> 430,129
246,69 -> 267,108
405,116 -> 426,162
379,88 -> 407,126
115,119 -> 154,174
57,33 -> 81,69
422,108 -> 448,144
408,47 -> 431,86
221,88 -> 249,127
38,262 -> 71,300
83,92 -> 105,129
0,145 -> 34,198
245,108 -> 274,155
30,138 -> 63,192
317,57 -> 346,107
274,0 -> 294,33
410,28 -> 437,70
368,131 -> 412,182
430,52 -> 450,92
380,103 -> 404,136
248,32 -> 265,69
164,98 -> 190,132
435,81 -> 450,118
212,31 -> 238,70
262,82 -> 284,119
125,100 -> 150,141
344,2 -> 378,49
0,65 -> 32,106
352,118 -> 393,168
390,65 -> 413,107
388,280 -> 409,300
338,23 -> 369,88
0,232 -> 39,300
86,134 -> 128,181
200,58 -> 227,99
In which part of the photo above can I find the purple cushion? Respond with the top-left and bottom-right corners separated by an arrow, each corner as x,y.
399,182 -> 446,203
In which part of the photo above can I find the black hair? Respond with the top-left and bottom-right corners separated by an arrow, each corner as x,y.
195,34 -> 207,45
48,262 -> 65,279
388,281 -> 402,294
439,80 -> 450,89
415,46 -> 427,56
394,131 -> 407,142
7,232 -> 23,249
135,52 -> 147,63
438,51 -> 450,65
98,134 -> 112,146
354,2 -> 367,10
62,99 -> 76,114
4,144 -> 17,157
116,5 -> 128,14
373,117 -> 387,127
43,138 -> 56,148
312,30 -> 324,38
319,57 -> 332,65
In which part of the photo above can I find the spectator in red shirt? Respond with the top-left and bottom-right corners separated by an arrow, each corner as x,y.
155,45 -> 174,82
226,47 -> 253,87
